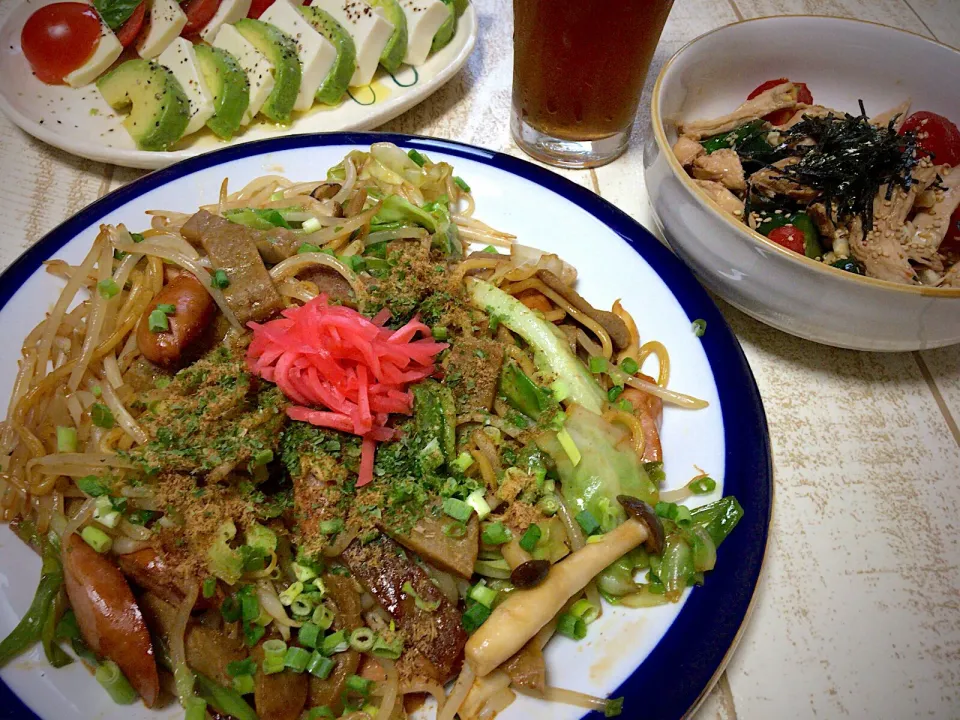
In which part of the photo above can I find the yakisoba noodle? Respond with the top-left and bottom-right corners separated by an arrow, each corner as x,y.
0,143 -> 741,720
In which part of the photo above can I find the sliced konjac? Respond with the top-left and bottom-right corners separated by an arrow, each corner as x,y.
341,536 -> 466,684
388,505 -> 480,579
181,210 -> 284,324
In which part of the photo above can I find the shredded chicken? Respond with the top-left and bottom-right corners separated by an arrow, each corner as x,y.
680,82 -> 798,138
749,158 -> 820,202
848,161 -> 939,283
871,100 -> 912,132
691,149 -> 746,192
693,180 -> 745,217
903,165 -> 960,267
672,135 -> 705,167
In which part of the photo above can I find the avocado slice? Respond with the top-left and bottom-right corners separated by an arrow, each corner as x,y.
96,59 -> 189,152
452,0 -> 468,17
366,0 -> 407,74
235,18 -> 302,124
193,45 -> 250,141
299,6 -> 357,105
430,0 -> 456,54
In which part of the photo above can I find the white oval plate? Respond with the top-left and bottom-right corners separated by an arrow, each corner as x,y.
0,134 -> 771,720
0,0 -> 476,170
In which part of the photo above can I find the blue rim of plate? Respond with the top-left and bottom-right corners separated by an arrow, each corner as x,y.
0,132 -> 771,720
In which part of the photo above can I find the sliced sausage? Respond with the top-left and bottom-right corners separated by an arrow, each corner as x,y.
136,273 -> 216,369
62,534 -> 160,707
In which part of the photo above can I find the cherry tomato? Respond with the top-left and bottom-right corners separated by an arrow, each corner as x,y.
21,2 -> 102,85
899,111 -> 960,167
748,78 -> 814,126
248,0 -> 275,18
115,1 -> 146,47
181,0 -> 222,36
767,225 -> 806,254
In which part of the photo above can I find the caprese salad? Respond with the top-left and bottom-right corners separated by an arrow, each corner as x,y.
20,0 -> 468,150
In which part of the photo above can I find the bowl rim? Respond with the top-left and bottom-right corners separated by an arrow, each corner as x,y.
649,14 -> 960,299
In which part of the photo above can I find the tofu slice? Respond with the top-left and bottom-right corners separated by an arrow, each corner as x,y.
157,38 -> 215,135
309,0 -> 393,87
138,0 -> 188,59
259,0 -> 337,111
397,0 -> 447,66
200,0 -> 253,42
213,25 -> 277,125
64,17 -> 122,87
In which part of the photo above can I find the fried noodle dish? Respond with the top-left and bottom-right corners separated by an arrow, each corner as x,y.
0,143 -> 742,720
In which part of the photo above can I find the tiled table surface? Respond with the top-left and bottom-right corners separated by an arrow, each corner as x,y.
0,0 -> 958,718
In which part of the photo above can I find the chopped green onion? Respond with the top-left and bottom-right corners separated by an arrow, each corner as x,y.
431,325 -> 448,341
620,357 -> 639,375
349,627 -> 375,652
292,561 -> 318,583
319,519 -> 344,535
689,476 -> 717,495
443,521 -> 467,538
298,622 -> 321,649
226,658 -> 257,678
56,426 -> 77,453
201,576 -> 217,599
691,319 -> 707,337
252,449 -> 273,466
616,398 -> 634,413
185,697 -> 208,720
605,696 -> 625,717
307,651 -> 335,679
575,510 -> 600,536
93,495 -> 121,528
466,489 -> 491,520
453,451 -> 474,472
299,242 -> 323,258
482,245 -> 497,254
346,674 -> 373,697
91,403 -> 115,429
643,461 -> 666,486
284,646 -> 311,673
442,497 -> 473,523
291,595 -> 315,617
321,629 -> 349,656
155,303 -> 176,314
212,269 -> 230,289
95,660 -> 137,704
97,278 -> 120,299
519,524 -> 541,552
148,309 -> 169,333
232,674 -> 255,695
130,232 -> 145,243
220,595 -> 242,623
556,612 -> 587,640
467,581 -> 497,608
569,598 -> 600,624
607,385 -> 624,402
312,603 -> 335,630
675,504 -> 692,526
588,356 -> 608,374
401,581 -> 440,612
305,708 -> 335,720
536,494 -> 560,516
461,602 -> 491,633
262,639 -> 287,674
481,521 -> 512,546
81,526 -> 112,553
454,176 -> 471,192
407,149 -> 427,167
556,427 -> 581,466
241,593 -> 259,623
370,634 -> 403,660
77,475 -> 109,497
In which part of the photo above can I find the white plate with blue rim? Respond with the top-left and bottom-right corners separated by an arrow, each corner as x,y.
0,1 -> 476,170
0,133 -> 771,720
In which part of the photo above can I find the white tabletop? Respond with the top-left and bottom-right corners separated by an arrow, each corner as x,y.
0,1 -> 958,718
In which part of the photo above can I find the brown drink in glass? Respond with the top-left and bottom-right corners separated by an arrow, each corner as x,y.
512,0 -> 674,168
